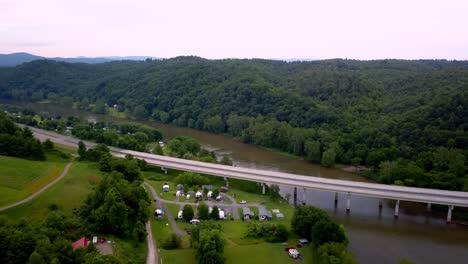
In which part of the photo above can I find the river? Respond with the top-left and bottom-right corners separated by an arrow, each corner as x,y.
5,100 -> 468,264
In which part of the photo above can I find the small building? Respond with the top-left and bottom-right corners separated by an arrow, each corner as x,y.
276,213 -> 285,220
176,184 -> 184,191
207,191 -> 213,199
72,237 -> 89,250
220,186 -> 229,193
163,184 -> 169,192
259,208 -> 273,221
242,207 -> 254,220
298,238 -> 309,245
178,211 -> 183,219
158,141 -> 165,147
92,236 -> 98,244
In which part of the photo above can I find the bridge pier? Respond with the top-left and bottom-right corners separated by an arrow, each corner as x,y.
346,193 -> 351,212
394,200 -> 400,218
293,187 -> 297,207
262,183 -> 266,195
302,188 -> 306,205
224,177 -> 229,188
334,192 -> 338,208
427,203 -> 431,212
161,167 -> 167,174
447,205 -> 454,223
378,200 -> 383,210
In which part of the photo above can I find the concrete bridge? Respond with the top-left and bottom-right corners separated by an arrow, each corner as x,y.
119,149 -> 468,222
28,126 -> 468,223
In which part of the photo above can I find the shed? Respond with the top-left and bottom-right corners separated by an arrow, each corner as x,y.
259,208 -> 273,220
276,213 -> 285,220
242,207 -> 253,220
72,237 -> 89,250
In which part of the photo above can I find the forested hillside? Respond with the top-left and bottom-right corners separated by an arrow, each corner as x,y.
0,58 -> 466,190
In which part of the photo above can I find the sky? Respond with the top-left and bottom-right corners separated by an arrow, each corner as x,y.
1,0 -> 468,60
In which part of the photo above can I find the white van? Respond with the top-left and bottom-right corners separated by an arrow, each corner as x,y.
177,211 -> 183,219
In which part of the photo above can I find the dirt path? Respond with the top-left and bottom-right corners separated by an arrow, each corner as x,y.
144,182 -> 187,236
0,163 -> 73,212
146,221 -> 158,264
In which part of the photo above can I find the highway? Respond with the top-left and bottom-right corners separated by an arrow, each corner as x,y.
27,126 -> 468,219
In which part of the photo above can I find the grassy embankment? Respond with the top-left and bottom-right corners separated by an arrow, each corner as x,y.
144,168 -> 314,264
0,156 -> 67,207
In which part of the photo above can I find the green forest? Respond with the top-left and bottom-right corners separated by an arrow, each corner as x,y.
0,58 -> 466,191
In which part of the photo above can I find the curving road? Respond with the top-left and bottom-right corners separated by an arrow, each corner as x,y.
0,163 -> 73,212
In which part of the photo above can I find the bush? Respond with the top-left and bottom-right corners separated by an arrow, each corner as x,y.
317,242 -> 356,264
161,233 -> 180,249
183,205 -> 194,222
311,220 -> 348,247
246,222 -> 289,243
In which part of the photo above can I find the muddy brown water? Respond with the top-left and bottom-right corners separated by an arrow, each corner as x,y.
5,100 -> 468,264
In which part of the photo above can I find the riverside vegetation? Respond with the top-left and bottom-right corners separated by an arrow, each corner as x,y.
0,58 -> 465,192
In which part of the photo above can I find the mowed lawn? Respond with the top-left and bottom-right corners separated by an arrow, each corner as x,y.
0,162 -> 102,221
0,155 -> 67,207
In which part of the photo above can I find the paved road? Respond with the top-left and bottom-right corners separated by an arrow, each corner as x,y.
0,163 -> 73,212
146,221 -> 158,264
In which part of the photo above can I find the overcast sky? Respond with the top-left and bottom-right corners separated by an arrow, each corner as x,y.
1,0 -> 467,59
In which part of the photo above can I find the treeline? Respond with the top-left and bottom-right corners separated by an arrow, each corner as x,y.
0,112 -> 45,160
0,58 -> 466,190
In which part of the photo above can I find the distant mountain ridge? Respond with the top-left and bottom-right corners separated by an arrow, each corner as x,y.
0,52 -> 159,67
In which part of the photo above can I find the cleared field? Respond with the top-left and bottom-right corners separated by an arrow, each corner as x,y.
0,162 -> 102,220
0,155 -> 67,207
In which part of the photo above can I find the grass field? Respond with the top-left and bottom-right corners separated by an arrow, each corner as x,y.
0,162 -> 102,220
0,155 -> 67,207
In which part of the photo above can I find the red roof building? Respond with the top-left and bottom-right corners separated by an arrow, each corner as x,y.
72,237 -> 89,250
